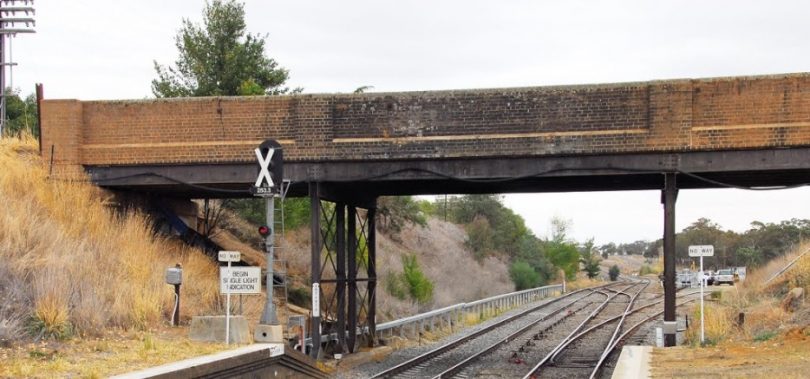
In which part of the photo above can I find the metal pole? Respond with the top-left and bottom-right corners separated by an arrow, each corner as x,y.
347,206 -> 357,352
335,203 -> 347,355
0,29 -> 5,137
260,196 -> 278,324
173,283 -> 180,327
367,205 -> 377,348
226,260 -> 231,345
662,173 -> 678,347
700,255 -> 706,345
309,182 -> 321,358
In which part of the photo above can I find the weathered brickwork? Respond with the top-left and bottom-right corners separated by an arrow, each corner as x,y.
39,73 -> 810,171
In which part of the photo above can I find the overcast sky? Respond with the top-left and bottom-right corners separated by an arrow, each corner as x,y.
11,0 -> 810,244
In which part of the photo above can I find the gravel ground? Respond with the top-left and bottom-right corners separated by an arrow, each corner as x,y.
464,294 -> 604,378
335,289 -> 597,379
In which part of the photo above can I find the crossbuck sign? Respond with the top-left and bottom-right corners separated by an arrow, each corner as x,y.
251,139 -> 283,197
254,147 -> 275,188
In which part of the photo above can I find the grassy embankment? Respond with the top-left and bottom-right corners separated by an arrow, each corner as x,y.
651,242 -> 810,378
683,241 -> 810,345
0,136 -> 227,377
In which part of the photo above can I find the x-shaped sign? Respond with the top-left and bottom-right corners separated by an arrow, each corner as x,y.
254,147 -> 275,187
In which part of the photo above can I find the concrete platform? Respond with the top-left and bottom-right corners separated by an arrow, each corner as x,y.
110,343 -> 325,379
612,345 -> 651,379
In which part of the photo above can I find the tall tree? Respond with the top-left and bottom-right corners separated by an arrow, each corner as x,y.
3,89 -> 37,137
579,238 -> 602,279
152,0 -> 292,97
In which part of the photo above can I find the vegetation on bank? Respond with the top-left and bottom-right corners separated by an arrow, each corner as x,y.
0,137 -> 220,344
683,242 -> 810,347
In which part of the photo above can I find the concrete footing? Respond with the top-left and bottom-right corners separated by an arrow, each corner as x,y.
189,315 -> 251,344
254,324 -> 284,343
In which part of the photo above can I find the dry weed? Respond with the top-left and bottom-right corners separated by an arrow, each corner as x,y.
0,136 -> 219,340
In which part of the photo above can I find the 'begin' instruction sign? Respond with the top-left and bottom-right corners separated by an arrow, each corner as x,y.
220,266 -> 262,294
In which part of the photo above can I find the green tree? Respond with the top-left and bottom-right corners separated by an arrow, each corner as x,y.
510,261 -> 540,290
465,215 -> 495,260
579,238 -> 601,279
3,89 -> 37,137
152,0 -> 292,97
152,1 -> 306,231
599,242 -> 618,259
735,246 -> 762,267
545,217 -> 580,280
224,197 -> 310,230
515,234 -> 555,285
401,255 -> 434,305
609,265 -> 620,281
445,195 -> 528,258
377,196 -> 427,235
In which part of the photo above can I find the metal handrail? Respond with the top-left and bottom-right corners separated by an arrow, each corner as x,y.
375,303 -> 464,331
303,283 -> 563,349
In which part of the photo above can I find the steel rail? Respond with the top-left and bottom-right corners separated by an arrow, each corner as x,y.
519,282 -> 641,379
587,279 -> 651,379
548,280 -> 650,364
369,282 -> 618,379
429,295 -> 595,379
555,286 -> 702,355
589,296 -> 701,379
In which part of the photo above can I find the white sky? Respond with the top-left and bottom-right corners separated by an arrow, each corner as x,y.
10,0 -> 810,244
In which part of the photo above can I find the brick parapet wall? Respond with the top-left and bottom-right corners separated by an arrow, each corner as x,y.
39,73 -> 810,169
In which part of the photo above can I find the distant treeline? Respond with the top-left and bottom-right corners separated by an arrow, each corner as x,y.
603,217 -> 810,269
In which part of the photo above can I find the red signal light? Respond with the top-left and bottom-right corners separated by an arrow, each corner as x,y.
258,225 -> 271,237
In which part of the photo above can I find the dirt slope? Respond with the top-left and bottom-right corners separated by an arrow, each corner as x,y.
281,218 -> 515,321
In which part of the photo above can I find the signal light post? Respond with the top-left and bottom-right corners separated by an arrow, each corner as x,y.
252,140 -> 284,343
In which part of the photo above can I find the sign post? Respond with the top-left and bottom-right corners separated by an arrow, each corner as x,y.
218,251 -> 241,345
688,245 -> 714,344
251,139 -> 284,343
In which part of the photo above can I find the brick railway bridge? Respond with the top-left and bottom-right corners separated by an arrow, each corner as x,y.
41,72 -> 810,356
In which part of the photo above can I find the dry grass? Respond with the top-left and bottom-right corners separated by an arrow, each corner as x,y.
0,136 -> 220,340
682,241 -> 810,346
0,329 -> 226,378
566,275 -> 604,291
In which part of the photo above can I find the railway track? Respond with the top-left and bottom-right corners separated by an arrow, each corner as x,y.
519,280 -> 650,379
525,283 -> 703,379
368,282 -> 625,379
368,279 -> 704,379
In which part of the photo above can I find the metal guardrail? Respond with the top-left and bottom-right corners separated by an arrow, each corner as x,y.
375,284 -> 562,339
301,284 -> 562,350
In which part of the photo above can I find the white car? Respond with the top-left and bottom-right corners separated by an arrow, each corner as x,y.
715,269 -> 734,285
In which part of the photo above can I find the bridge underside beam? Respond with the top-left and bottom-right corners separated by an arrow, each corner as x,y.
87,148 -> 810,198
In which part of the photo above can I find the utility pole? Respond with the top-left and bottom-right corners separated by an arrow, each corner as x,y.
0,0 -> 35,137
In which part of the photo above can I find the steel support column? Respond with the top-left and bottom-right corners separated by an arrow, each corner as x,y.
309,182 -> 321,358
367,206 -> 377,348
347,206 -> 358,352
335,203 -> 346,354
662,173 -> 678,347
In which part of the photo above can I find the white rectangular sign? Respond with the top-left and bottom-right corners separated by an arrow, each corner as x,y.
312,283 -> 320,318
218,251 -> 241,262
220,266 -> 261,294
688,245 -> 714,257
